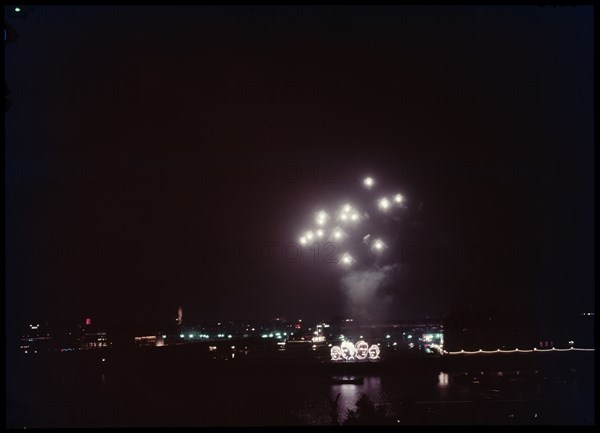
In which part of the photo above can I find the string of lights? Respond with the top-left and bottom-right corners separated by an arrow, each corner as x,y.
446,347 -> 594,355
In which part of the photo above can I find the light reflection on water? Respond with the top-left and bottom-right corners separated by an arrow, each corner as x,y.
330,377 -> 383,424
11,354 -> 594,427
438,372 -> 449,387
437,371 -> 449,399
293,368 -> 592,425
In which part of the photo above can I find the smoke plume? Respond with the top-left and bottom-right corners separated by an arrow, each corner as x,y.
340,264 -> 399,321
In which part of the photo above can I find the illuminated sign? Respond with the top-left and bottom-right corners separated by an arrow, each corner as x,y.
331,340 -> 380,361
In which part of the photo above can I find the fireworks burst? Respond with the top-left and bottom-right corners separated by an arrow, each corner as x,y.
295,175 -> 408,270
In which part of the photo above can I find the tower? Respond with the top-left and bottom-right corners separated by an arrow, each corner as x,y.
176,306 -> 183,326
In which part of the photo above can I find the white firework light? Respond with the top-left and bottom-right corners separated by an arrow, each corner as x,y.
296,175 -> 408,270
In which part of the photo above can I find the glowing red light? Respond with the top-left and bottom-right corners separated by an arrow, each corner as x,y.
85,318 -> 91,325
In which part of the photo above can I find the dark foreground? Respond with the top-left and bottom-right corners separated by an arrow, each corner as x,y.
6,346 -> 594,427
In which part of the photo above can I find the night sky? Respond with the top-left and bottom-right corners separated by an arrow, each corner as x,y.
5,6 -> 594,329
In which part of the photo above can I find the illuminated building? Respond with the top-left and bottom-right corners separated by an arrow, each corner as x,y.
20,323 -> 54,354
79,326 -> 109,350
134,335 -> 165,347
